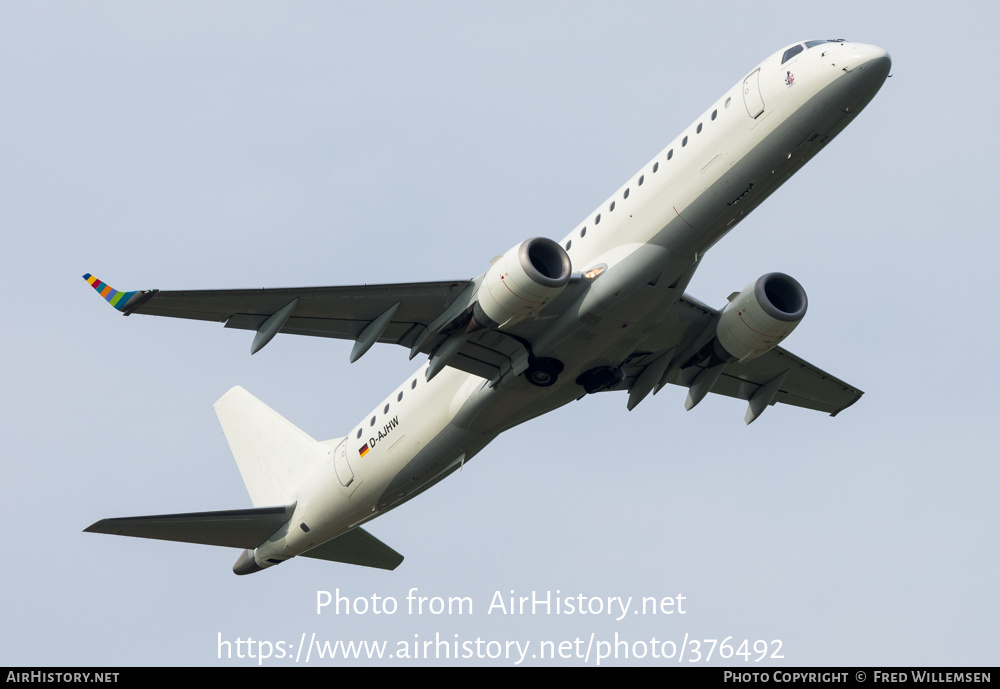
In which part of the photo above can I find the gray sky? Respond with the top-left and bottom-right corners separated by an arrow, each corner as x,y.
2,1 -> 997,667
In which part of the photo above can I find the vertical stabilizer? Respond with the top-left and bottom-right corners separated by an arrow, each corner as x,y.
214,386 -> 323,507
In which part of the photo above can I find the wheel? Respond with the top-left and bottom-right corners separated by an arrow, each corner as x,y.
524,357 -> 563,387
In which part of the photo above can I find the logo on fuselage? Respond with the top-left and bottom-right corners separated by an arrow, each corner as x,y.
785,71 -> 795,87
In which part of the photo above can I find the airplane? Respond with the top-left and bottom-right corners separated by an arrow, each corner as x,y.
84,40 -> 891,575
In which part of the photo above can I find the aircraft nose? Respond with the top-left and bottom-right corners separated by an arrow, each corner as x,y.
852,44 -> 892,79
843,43 -> 891,99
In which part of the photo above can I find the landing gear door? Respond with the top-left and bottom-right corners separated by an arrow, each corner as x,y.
743,68 -> 765,119
332,441 -> 361,496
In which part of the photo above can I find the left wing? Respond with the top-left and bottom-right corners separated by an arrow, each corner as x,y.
618,294 -> 863,422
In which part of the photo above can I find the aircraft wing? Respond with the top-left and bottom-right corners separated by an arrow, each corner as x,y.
83,273 -> 469,343
83,275 -> 862,418
82,273 -> 585,383
620,294 -> 863,422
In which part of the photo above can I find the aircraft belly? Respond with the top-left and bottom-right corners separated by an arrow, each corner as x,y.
657,77 -> 872,260
283,257 -> 700,550
376,425 -> 489,508
314,61 -> 892,534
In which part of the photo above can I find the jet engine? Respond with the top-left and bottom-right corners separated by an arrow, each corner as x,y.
715,272 -> 807,362
470,237 -> 572,331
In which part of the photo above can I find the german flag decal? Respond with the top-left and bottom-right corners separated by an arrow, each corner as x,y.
358,443 -> 370,458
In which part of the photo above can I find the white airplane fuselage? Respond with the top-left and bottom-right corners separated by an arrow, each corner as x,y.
249,41 -> 891,571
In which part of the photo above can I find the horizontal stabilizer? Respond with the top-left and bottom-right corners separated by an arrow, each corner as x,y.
301,528 -> 403,570
84,506 -> 291,550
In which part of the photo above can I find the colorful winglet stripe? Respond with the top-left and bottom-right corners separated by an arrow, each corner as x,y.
83,273 -> 139,312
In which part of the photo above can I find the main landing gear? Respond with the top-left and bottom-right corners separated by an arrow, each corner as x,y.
524,357 -> 564,387
575,366 -> 625,394
523,358 -> 625,394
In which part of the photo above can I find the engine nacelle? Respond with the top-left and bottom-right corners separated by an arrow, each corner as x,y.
716,273 -> 807,362
472,237 -> 572,330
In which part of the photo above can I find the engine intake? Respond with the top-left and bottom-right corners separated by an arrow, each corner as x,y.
716,272 -> 807,362
472,237 -> 572,331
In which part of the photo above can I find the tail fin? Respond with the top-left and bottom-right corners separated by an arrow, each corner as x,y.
214,386 -> 325,507
86,386 -> 405,574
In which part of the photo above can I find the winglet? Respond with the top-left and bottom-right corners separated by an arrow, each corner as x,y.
82,274 -> 145,313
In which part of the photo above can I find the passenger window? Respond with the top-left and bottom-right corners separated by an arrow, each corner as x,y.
711,109 -> 717,120
595,213 -> 601,224
696,123 -> 702,134
565,240 -> 572,250
653,162 -> 659,172
411,379 -> 417,389
580,227 -> 587,237
623,188 -> 629,199
357,429 -> 362,439
609,201 -> 615,212
666,150 -> 672,161
682,136 -> 688,147
397,391 -> 403,402
384,404 -> 390,414
370,416 -> 376,426
638,175 -> 644,186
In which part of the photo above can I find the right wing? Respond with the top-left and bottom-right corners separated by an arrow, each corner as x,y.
83,273 -> 588,384
84,273 -> 469,348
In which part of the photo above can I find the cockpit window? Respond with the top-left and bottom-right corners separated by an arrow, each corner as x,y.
805,39 -> 835,49
781,44 -> 804,64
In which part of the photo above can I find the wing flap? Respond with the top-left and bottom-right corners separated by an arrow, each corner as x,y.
627,347 -> 862,417
84,506 -> 291,549
712,347 -> 864,416
713,347 -> 863,415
